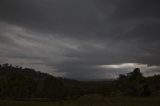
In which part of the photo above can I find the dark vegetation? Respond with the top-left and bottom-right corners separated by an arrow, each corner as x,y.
0,63 -> 160,101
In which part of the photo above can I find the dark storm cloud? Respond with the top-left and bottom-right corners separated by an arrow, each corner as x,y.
111,0 -> 160,21
0,0 -> 160,80
0,0 -> 102,37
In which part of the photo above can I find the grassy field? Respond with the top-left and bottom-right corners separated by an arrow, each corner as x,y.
0,96 -> 160,106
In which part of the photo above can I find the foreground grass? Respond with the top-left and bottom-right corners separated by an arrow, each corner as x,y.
0,96 -> 160,106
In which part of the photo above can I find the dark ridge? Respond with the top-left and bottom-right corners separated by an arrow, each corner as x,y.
0,63 -> 160,101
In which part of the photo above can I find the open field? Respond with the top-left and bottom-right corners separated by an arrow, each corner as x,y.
0,96 -> 160,106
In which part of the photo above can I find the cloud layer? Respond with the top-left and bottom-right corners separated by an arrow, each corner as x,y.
0,0 -> 160,80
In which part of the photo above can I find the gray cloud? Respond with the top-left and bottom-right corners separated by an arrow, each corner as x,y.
0,0 -> 160,80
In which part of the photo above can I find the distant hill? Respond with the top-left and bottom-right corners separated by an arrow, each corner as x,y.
0,63 -> 112,100
1,63 -> 159,101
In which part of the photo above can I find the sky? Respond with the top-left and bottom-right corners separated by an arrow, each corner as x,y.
0,0 -> 160,80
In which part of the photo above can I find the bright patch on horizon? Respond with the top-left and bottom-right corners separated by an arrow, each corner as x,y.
99,63 -> 160,77
100,63 -> 148,69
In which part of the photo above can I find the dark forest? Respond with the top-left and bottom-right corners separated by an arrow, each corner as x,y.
0,63 -> 160,101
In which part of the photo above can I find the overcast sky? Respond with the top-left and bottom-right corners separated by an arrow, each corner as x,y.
0,0 -> 160,80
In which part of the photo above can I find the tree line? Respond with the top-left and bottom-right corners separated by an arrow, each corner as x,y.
112,68 -> 160,97
0,63 -> 160,101
0,63 -> 84,100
